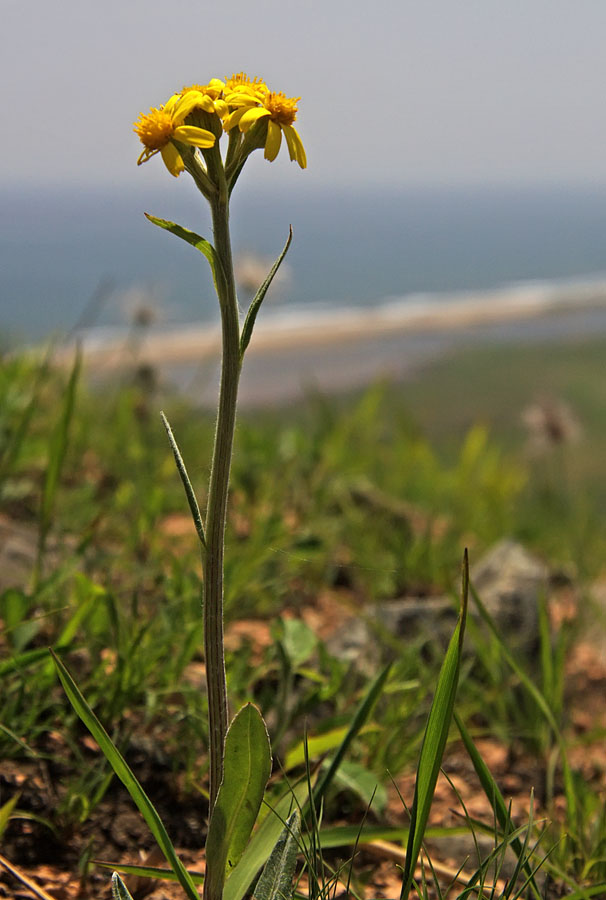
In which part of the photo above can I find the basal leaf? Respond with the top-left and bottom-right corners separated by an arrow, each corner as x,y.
224,782 -> 308,900
111,872 -> 135,900
205,703 -> 272,899
253,809 -> 301,900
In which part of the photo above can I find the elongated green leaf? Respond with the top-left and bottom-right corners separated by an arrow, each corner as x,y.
400,551 -> 469,900
313,662 -> 391,809
205,704 -> 272,899
454,711 -> 542,900
111,872 -> 135,900
318,823 -> 462,849
0,354 -> 51,483
564,886 -> 606,900
50,651 -> 200,900
240,228 -> 293,359
37,348 -> 81,575
332,759 -> 387,812
253,808 -> 301,900
97,861 -> 203,884
145,214 -> 226,295
0,646 -> 50,675
160,411 -> 205,547
0,795 -> 19,838
224,782 -> 308,900
284,726 -> 349,771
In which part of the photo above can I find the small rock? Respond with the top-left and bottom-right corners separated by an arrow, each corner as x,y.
328,540 -> 546,668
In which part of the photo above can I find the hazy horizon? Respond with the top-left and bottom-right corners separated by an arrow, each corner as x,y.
4,181 -> 606,342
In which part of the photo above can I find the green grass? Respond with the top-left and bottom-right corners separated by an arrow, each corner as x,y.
1,335 -> 605,896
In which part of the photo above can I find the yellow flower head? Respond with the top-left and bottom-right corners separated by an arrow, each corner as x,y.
181,80 -> 228,119
133,92 -> 216,177
223,72 -> 268,109
226,91 -> 306,168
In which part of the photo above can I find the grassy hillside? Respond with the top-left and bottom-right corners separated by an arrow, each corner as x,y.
1,334 -> 605,897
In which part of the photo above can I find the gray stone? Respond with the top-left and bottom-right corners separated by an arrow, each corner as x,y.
327,540 -> 546,667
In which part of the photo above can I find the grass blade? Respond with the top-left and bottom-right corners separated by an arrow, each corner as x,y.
36,347 -> 81,584
563,886 -> 606,900
0,647 -> 51,675
400,550 -> 469,900
0,353 -> 51,484
97,861 -> 203,885
0,852 -> 57,900
312,662 -> 391,810
469,580 -> 578,827
50,650 -> 200,900
0,795 -> 20,839
454,711 -> 542,900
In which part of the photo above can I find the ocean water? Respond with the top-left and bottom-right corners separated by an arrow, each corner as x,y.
3,182 -> 606,343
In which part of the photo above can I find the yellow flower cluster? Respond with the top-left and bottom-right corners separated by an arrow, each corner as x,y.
133,73 -> 306,178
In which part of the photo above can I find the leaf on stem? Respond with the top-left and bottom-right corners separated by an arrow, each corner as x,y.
205,703 -> 272,899
239,228 -> 293,360
160,412 -> 205,547
145,214 -> 226,297
399,550 -> 469,900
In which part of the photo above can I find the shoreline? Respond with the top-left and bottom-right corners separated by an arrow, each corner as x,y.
50,286 -> 606,406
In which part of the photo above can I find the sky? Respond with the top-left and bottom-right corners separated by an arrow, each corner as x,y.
4,0 -> 606,192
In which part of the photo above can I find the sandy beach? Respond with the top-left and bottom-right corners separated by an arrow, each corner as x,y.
54,282 -> 606,407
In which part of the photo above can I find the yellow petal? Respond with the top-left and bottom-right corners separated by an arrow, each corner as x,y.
223,107 -> 247,130
199,95 -> 216,114
161,143 -> 184,177
224,88 -> 262,108
238,107 -> 269,133
163,93 -> 181,115
206,78 -> 225,98
282,125 -> 307,169
264,120 -> 282,162
173,125 -> 216,148
174,91 -> 206,122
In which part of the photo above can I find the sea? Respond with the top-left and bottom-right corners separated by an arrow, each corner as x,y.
3,182 -> 606,346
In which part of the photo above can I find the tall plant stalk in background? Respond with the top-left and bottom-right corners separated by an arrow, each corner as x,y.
135,73 -> 305,874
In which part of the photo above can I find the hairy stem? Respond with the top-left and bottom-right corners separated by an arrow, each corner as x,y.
203,186 -> 241,816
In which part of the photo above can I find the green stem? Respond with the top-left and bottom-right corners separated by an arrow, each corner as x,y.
204,185 -> 241,816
